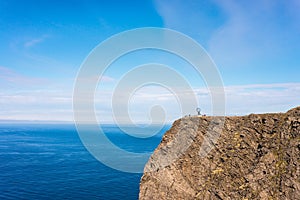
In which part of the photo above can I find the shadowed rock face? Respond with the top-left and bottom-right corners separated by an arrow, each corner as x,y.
139,107 -> 300,200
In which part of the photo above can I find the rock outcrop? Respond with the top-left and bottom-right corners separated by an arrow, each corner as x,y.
139,107 -> 300,200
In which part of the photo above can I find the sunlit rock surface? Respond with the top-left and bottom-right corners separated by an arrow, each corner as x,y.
139,107 -> 300,200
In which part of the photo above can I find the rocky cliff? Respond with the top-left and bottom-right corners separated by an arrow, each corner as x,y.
139,107 -> 300,200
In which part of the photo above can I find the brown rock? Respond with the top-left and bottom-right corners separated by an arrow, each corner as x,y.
139,107 -> 300,200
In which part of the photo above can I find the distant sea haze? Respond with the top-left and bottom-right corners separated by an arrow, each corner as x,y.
0,124 -> 170,199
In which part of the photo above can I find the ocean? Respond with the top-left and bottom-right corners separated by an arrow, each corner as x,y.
0,124 -> 170,200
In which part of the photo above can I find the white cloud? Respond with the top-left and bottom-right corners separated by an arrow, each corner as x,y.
153,0 -> 222,44
223,82 -> 300,115
154,0 -> 300,70
24,34 -> 49,48
1,82 -> 299,122
0,66 -> 46,86
95,83 -> 300,123
76,75 -> 115,83
208,0 -> 300,69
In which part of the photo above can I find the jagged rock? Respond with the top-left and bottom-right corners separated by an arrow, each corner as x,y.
139,107 -> 300,200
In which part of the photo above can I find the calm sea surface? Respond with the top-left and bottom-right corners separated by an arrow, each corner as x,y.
0,124 -> 170,200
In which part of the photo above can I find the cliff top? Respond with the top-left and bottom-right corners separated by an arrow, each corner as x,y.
140,106 -> 300,200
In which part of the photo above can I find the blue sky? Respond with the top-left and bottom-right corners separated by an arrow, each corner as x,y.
0,0 -> 299,122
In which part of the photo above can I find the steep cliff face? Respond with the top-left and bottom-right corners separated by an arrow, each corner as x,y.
139,107 -> 300,200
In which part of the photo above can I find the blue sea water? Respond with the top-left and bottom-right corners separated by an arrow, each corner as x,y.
0,124 -> 170,200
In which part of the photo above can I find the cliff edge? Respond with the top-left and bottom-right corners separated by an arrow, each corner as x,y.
139,107 -> 300,200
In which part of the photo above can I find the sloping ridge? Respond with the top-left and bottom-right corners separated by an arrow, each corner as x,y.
139,107 -> 300,200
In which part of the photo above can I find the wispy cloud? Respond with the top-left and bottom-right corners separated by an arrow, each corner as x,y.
154,0 -> 300,70
1,82 -> 299,122
24,34 -> 49,48
208,0 -> 300,68
76,75 -> 115,83
154,0 -> 224,44
94,82 -> 300,123
0,89 -> 73,121
0,66 -> 46,86
223,82 -> 300,115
